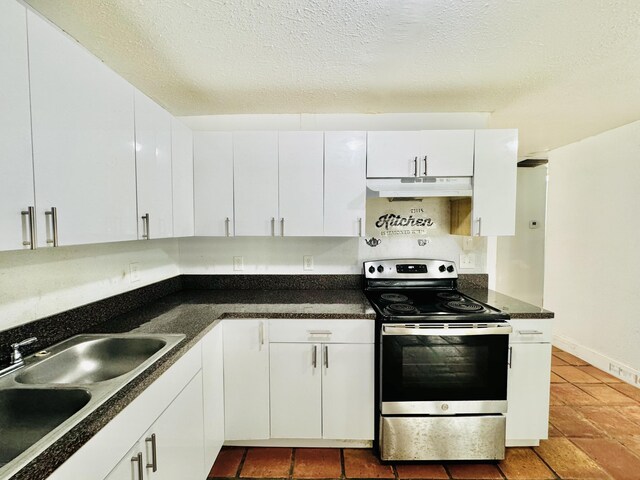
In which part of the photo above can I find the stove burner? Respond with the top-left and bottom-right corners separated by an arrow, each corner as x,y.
437,292 -> 462,301
380,293 -> 410,303
445,301 -> 484,313
386,303 -> 419,315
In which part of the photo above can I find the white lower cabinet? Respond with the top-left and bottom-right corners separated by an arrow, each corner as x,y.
506,318 -> 552,446
202,323 -> 225,469
222,320 -> 270,440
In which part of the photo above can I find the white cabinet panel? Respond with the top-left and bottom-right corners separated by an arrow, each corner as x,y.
322,343 -> 374,440
202,325 -> 225,471
223,320 -> 270,440
421,130 -> 474,177
233,132 -> 279,236
0,0 -> 35,252
473,129 -> 518,236
193,132 -> 234,236
278,132 -> 324,236
146,371 -> 205,480
506,342 -> 551,443
366,131 -> 422,178
171,117 -> 194,238
324,132 -> 366,237
134,90 -> 173,240
28,11 -> 137,247
270,343 -> 322,438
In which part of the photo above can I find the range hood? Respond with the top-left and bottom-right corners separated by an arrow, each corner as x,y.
366,177 -> 472,198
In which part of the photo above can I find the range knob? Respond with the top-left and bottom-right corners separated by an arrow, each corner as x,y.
438,265 -> 446,272
377,265 -> 384,273
446,265 -> 455,273
368,266 -> 375,274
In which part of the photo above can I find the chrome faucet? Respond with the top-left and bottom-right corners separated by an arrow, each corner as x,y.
0,337 -> 37,378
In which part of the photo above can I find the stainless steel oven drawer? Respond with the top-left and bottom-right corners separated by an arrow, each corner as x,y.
379,415 -> 506,461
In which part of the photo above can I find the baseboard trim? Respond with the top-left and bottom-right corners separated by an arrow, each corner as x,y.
225,439 -> 372,448
553,334 -> 639,386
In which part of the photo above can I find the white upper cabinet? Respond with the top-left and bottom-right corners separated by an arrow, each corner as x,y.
0,0 -> 35,252
233,132 -> 279,236
134,90 -> 173,240
324,132 -> 366,237
193,132 -> 234,236
367,130 -> 474,178
28,11 -> 137,247
171,117 -> 194,238
473,129 -> 518,236
278,132 -> 324,236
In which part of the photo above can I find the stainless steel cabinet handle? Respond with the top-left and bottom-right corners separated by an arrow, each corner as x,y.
508,346 -> 513,368
141,213 -> 150,239
357,217 -> 363,237
131,452 -> 144,480
312,345 -> 317,368
145,433 -> 158,472
45,207 -> 58,246
423,156 -> 428,176
271,217 -> 275,236
413,156 -> 418,176
323,345 -> 329,369
21,206 -> 36,249
475,217 -> 482,236
517,330 -> 543,335
258,322 -> 265,349
225,217 -> 230,237
280,217 -> 284,237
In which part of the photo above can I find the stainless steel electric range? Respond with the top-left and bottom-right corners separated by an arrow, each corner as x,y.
364,259 -> 511,462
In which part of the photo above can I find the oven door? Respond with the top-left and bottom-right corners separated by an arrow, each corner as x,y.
380,323 -> 511,415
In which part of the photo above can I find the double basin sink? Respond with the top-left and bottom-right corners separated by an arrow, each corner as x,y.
0,333 -> 185,477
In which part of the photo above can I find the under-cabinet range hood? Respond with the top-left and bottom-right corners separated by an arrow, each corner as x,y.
366,177 -> 472,198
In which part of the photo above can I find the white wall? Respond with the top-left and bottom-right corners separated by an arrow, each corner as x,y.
0,239 -> 179,332
496,166 -> 547,306
545,120 -> 640,374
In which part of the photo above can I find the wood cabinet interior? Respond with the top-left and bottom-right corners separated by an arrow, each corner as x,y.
450,197 -> 472,236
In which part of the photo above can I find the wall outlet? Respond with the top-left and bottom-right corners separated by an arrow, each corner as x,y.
129,262 -> 140,283
462,237 -> 474,251
303,255 -> 314,271
459,253 -> 476,269
233,256 -> 244,271
609,362 -> 636,382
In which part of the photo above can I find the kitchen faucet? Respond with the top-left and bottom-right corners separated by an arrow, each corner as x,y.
0,337 -> 37,378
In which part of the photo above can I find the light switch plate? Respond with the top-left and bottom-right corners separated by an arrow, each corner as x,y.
303,255 -> 314,271
233,256 -> 244,271
129,262 -> 141,283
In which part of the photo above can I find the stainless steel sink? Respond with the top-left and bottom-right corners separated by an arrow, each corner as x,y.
16,337 -> 168,384
0,333 -> 185,478
0,388 -> 91,466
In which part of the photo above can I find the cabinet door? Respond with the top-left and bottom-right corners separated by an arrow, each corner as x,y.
0,0 -> 35,252
28,11 -> 137,247
270,343 -> 322,438
146,371 -> 205,480
506,343 -> 551,443
193,132 -> 234,236
233,132 -> 279,236
103,442 -> 143,480
324,132 -> 366,237
202,325 -> 225,471
134,90 -> 173,240
278,132 -> 324,236
322,344 -> 374,440
421,130 -> 474,177
171,117 -> 194,238
366,131 -> 422,178
473,129 -> 518,236
223,320 -> 270,440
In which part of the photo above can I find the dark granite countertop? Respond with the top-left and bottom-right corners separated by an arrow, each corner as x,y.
461,288 -> 554,319
8,288 -> 375,480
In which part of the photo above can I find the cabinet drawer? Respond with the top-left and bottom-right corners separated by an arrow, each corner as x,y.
508,318 -> 553,343
268,319 -> 374,344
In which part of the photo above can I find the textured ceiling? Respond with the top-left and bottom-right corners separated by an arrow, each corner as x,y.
24,0 -> 640,156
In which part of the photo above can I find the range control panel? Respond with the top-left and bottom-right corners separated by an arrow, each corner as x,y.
364,259 -> 457,279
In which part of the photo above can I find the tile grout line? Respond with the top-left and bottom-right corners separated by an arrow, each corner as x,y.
339,448 -> 345,479
289,448 -> 296,479
236,447 -> 249,479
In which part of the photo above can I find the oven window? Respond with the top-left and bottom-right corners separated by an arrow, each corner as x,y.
381,334 -> 508,402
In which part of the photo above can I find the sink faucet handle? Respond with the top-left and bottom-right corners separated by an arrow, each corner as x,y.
11,337 -> 37,364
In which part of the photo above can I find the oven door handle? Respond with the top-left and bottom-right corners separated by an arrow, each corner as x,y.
381,325 -> 512,336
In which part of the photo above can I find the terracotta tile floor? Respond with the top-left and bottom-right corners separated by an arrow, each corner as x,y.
208,348 -> 640,480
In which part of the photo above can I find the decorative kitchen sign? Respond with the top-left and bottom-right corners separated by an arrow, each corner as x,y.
366,197 -> 450,238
